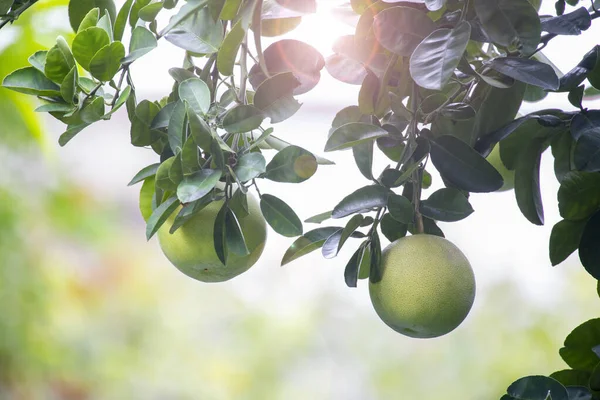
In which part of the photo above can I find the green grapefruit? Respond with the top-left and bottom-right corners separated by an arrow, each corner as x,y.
486,145 -> 515,192
369,234 -> 476,338
157,193 -> 267,283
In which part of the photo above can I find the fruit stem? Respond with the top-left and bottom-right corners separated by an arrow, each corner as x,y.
413,168 -> 425,234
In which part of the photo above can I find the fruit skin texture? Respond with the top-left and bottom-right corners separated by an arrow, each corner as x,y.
157,194 -> 267,283
486,145 -> 515,192
369,234 -> 476,339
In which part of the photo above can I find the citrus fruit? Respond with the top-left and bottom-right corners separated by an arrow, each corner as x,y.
157,193 -> 267,283
486,144 -> 515,192
369,234 -> 476,338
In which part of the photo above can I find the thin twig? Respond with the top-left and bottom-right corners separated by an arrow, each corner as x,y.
0,0 -> 38,30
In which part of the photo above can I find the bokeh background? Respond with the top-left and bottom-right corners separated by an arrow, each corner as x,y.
1,1 -> 600,398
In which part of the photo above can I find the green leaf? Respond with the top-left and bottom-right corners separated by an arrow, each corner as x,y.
264,145 -> 317,183
151,101 -> 176,129
352,141 -> 374,180
557,172 -> 600,221
345,243 -> 367,288
264,135 -> 334,165
474,0 -> 541,55
575,129 -> 600,172
139,1 -> 163,21
541,7 -> 591,35
178,78 -> 211,115
380,213 -> 407,242
222,105 -> 265,133
128,163 -> 161,185
145,195 -> 179,240
225,209 -> 249,255
560,318 -> 600,371
387,194 -> 414,224
514,137 -> 546,225
373,6 -> 436,56
159,0 -> 209,36
210,139 -> 225,170
409,21 -> 471,90
104,85 -> 132,118
332,185 -> 389,219
89,41 -> 125,82
253,72 -> 301,123
217,20 -> 245,76
122,26 -> 158,64
304,211 -> 332,224
28,51 -> 48,73
130,100 -> 161,146
114,0 -> 134,41
368,231 -> 383,283
139,176 -> 156,222
97,12 -> 114,41
234,153 -> 266,182
213,202 -> 228,265
228,189 -> 248,218
155,157 -> 178,191
321,229 -> 343,259
61,67 -> 78,104
69,0 -> 117,32
58,124 -> 90,146
325,122 -> 389,152
188,108 -> 213,151
430,135 -> 503,192
35,103 -> 75,113
260,194 -> 303,237
164,7 -> 224,53
2,67 -> 61,97
488,57 -> 560,90
548,219 -> 586,268
220,0 -> 242,19
589,47 -> 600,90
506,376 -> 568,400
177,169 -> 222,203
168,154 -> 184,187
281,226 -> 340,266
80,96 -> 106,124
45,38 -> 76,84
181,135 -> 200,175
579,211 -> 600,279
168,101 -> 187,154
420,188 -> 473,222
72,27 -> 111,71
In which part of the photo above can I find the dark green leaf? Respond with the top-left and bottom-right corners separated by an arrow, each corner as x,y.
552,131 -> 575,182
430,135 -> 504,192
332,185 -> 389,219
352,140 -> 374,180
325,122 -> 389,152
566,386 -> 593,400
58,124 -> 90,147
560,318 -> 600,371
177,169 -> 222,203
514,136 -> 546,225
61,67 -> 78,104
131,100 -> 161,146
222,105 -> 265,133
235,153 -> 266,182
373,6 -> 436,56
421,188 -> 474,222
159,0 -> 209,36
571,111 -> 600,141
345,243 -> 367,288
168,153 -> 184,187
80,96 -> 106,124
155,157 -> 178,191
575,131 -> 600,172
380,213 -> 407,242
213,202 -> 228,265
45,38 -> 75,84
151,101 -> 176,129
568,85 -> 585,109
409,22 -> 471,90
69,0 -> 116,32
265,145 -> 317,183
337,214 -> 365,254
225,209 -> 249,255
488,57 -> 560,90
168,101 -> 187,153
145,195 -> 179,240
506,376 -> 568,400
169,194 -> 214,234
253,71 -> 301,123
260,193 -> 303,237
541,7 -> 591,35
217,20 -> 245,76
387,194 -> 414,224
368,231 -> 383,283
139,1 -> 163,21
579,211 -> 600,279
169,67 -> 197,83
558,172 -> 600,220
549,219 -> 587,266
321,229 -> 343,259
281,226 -> 340,266
474,0 -> 541,55
188,108 -> 213,150
549,370 -> 592,387
114,0 -> 134,41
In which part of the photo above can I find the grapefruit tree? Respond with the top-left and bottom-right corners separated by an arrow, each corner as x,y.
2,0 -> 600,398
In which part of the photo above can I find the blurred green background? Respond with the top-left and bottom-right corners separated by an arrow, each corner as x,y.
1,2 -> 599,399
